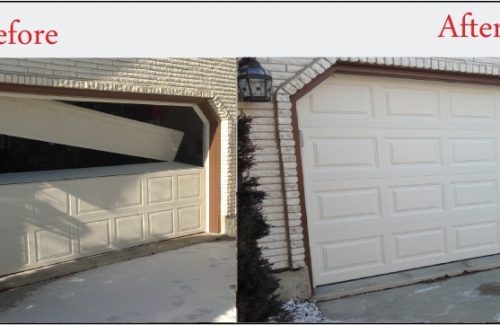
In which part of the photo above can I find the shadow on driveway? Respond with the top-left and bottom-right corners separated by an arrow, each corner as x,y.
0,240 -> 236,323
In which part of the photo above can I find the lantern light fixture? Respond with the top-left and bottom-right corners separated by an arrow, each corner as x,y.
238,57 -> 273,102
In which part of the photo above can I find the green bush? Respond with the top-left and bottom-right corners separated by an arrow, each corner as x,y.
237,113 -> 281,322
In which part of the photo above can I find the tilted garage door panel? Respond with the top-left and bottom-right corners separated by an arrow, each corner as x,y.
0,96 -> 184,161
297,74 -> 500,286
0,164 -> 204,277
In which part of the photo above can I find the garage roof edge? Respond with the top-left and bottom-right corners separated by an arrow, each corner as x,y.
276,57 -> 500,100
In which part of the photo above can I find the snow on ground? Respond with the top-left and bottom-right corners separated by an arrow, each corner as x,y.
413,284 -> 440,294
271,299 -> 332,323
0,240 -> 236,323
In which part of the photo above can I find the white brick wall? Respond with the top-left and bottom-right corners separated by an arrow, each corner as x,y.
0,58 -> 238,236
245,57 -> 500,270
239,101 -> 300,270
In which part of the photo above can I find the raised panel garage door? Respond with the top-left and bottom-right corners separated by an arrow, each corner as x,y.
0,96 -> 206,278
0,163 -> 205,277
297,74 -> 500,287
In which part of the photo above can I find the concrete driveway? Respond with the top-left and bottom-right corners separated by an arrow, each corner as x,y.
0,240 -> 236,323
319,267 -> 500,323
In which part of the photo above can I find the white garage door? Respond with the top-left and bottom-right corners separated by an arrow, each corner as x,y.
297,74 -> 500,286
0,96 -> 207,277
0,163 -> 205,277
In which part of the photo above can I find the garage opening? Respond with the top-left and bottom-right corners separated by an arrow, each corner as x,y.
0,135 -> 159,173
0,95 -> 208,277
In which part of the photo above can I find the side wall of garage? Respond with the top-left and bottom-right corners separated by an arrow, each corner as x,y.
240,57 -> 500,297
0,58 -> 238,236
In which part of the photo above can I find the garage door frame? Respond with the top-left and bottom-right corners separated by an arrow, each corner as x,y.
0,83 -> 222,234
287,62 -> 500,290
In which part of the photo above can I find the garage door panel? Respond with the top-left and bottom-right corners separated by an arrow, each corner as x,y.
177,205 -> 203,234
314,187 -> 381,223
313,215 -> 500,284
384,88 -> 440,119
451,180 -> 498,210
78,219 -> 112,253
392,228 -> 447,263
306,80 -> 375,118
453,221 -> 500,253
308,189 -> 384,233
313,227 -> 386,280
71,177 -> 144,215
385,137 -> 442,169
177,174 -> 202,200
308,173 -> 500,236
34,187 -> 70,216
115,214 -> 146,247
0,96 -> 184,161
317,236 -> 384,275
0,164 -> 205,277
448,91 -> 497,121
0,228 -> 30,275
148,209 -> 175,240
317,137 -> 377,168
390,183 -> 444,212
299,76 -> 500,130
449,137 -> 497,166
299,74 -> 500,286
307,172 -> 500,201
303,129 -> 500,182
447,216 -> 500,259
147,176 -> 174,204
35,226 -> 73,262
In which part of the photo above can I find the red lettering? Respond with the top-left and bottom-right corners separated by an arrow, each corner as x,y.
18,30 -> 32,45
0,19 -> 58,45
45,30 -> 58,44
9,19 -> 20,44
495,23 -> 500,37
439,12 -> 500,38
480,23 -> 492,37
0,30 -> 6,45
34,30 -> 44,44
438,14 -> 458,37
462,12 -> 478,37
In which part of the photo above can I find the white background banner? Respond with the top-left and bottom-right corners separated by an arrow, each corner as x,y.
0,2 -> 498,56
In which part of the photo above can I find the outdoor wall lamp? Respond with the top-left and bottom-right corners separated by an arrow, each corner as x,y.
238,58 -> 273,102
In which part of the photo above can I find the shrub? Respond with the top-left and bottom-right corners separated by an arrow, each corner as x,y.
237,113 -> 281,322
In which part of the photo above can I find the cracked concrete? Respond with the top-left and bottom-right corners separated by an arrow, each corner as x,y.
319,267 -> 500,323
314,254 -> 500,302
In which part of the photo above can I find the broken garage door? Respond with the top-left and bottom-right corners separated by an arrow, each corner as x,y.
0,96 -> 206,277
